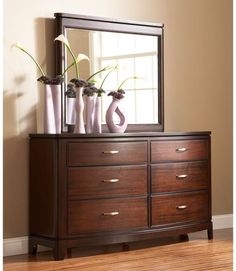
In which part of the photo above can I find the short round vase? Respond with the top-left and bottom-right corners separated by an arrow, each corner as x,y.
105,98 -> 127,133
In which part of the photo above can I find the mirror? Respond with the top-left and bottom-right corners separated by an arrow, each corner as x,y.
55,13 -> 164,132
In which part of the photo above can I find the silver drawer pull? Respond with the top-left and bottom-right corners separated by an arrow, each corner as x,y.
176,147 -> 188,153
102,179 -> 119,183
176,205 -> 188,210
102,150 -> 119,154
103,212 -> 119,216
176,174 -> 188,179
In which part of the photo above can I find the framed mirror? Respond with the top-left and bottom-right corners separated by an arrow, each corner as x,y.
55,13 -> 164,132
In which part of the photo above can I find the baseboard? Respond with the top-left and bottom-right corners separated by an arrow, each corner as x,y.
212,214 -> 233,230
3,236 -> 50,257
3,214 -> 233,257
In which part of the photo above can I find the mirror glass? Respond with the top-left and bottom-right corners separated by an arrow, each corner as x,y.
65,29 -> 159,125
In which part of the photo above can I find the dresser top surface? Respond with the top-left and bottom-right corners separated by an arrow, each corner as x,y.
29,131 -> 211,139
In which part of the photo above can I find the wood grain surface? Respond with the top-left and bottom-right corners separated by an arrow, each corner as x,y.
4,229 -> 232,271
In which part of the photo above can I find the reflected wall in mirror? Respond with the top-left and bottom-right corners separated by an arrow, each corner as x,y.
55,13 -> 164,132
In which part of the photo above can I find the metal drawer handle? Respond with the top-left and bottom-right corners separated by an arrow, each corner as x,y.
102,150 -> 119,154
176,205 -> 188,210
102,179 -> 119,183
176,147 -> 188,153
103,212 -> 119,216
176,174 -> 188,179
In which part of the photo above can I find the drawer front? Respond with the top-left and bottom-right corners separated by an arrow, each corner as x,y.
151,139 -> 208,163
68,197 -> 148,234
151,192 -> 209,226
151,161 -> 208,193
68,142 -> 147,166
68,165 -> 147,199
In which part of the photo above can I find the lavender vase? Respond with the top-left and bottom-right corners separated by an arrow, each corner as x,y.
44,84 -> 61,134
74,87 -> 85,134
50,84 -> 61,133
93,96 -> 102,133
85,96 -> 95,133
106,98 -> 127,133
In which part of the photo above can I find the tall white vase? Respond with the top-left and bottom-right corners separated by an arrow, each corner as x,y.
50,84 -> 61,133
74,87 -> 85,134
85,96 -> 95,133
44,84 -> 55,133
66,98 -> 76,125
93,96 -> 102,133
106,98 -> 128,133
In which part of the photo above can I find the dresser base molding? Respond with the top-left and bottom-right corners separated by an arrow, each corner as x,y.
29,221 -> 213,260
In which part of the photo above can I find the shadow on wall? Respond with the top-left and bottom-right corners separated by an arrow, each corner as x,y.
3,85 -> 37,236
4,16 -> 58,237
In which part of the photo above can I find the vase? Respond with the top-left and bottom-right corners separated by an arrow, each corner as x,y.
50,84 -> 61,133
44,84 -> 60,134
106,98 -> 128,133
93,96 -> 102,133
74,87 -> 85,134
66,97 -> 76,125
85,96 -> 95,133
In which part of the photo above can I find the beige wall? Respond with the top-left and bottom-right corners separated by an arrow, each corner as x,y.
4,0 -> 232,238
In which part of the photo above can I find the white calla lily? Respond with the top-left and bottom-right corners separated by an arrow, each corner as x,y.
77,53 -> 89,62
54,34 -> 70,48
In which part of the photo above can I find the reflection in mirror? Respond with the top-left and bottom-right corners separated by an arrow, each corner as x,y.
65,29 -> 158,125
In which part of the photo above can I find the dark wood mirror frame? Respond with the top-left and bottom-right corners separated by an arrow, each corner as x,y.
54,13 -> 164,133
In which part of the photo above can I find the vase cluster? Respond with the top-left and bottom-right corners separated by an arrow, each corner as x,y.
65,87 -> 128,134
73,87 -> 102,134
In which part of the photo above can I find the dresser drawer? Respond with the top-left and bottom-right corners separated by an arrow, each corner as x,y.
151,139 -> 208,163
68,197 -> 148,234
68,165 -> 147,199
151,161 -> 208,193
151,192 -> 209,226
67,142 -> 147,166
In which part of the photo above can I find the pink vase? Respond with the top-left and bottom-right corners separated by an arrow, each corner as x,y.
74,87 -> 85,134
85,96 -> 95,133
93,96 -> 102,133
106,98 -> 128,133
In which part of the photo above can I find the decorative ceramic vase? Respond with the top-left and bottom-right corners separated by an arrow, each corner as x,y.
85,96 -> 95,133
93,96 -> 102,133
66,97 -> 76,125
50,84 -> 61,133
44,84 -> 55,133
106,98 -> 128,133
74,87 -> 85,134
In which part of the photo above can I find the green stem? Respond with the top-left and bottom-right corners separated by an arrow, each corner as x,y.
67,45 -> 79,78
117,76 -> 136,90
21,48 -> 45,76
87,66 -> 110,82
100,67 -> 116,89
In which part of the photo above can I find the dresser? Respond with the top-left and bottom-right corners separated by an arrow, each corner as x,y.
29,132 -> 212,260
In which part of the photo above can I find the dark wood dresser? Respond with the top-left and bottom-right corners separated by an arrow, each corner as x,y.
29,132 -> 212,260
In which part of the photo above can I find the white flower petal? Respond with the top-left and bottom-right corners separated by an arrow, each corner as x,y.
77,53 -> 89,62
54,34 -> 70,48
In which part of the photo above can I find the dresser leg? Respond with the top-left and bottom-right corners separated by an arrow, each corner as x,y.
53,244 -> 66,261
28,237 -> 38,255
207,222 -> 213,240
67,248 -> 72,258
122,243 -> 130,251
179,234 -> 189,241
